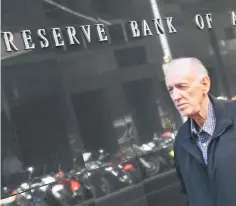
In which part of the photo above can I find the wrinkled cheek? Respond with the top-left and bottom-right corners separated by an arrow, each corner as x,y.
178,108 -> 186,116
191,104 -> 199,113
180,107 -> 191,116
179,112 -> 188,118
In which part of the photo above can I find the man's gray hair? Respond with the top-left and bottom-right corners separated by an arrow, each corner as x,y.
164,57 -> 209,81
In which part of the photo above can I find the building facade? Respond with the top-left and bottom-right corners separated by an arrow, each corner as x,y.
1,0 -> 236,205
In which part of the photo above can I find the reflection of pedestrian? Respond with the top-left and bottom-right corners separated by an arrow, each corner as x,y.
165,57 -> 236,206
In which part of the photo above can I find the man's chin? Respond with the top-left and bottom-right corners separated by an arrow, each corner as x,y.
179,110 -> 190,118
180,110 -> 197,119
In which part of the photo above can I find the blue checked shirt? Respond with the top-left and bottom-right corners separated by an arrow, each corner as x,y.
191,100 -> 216,164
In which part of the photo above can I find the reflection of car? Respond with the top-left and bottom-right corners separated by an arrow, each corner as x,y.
88,164 -> 134,198
131,144 -> 162,176
128,132 -> 175,177
114,143 -> 165,178
81,150 -> 135,198
1,185 -> 34,206
153,132 -> 175,168
153,131 -> 175,149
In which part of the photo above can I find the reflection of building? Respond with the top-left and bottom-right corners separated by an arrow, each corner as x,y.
3,0 -> 235,168
2,0 -> 180,164
1,0 -> 236,205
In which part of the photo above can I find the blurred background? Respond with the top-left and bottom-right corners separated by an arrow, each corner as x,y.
1,0 -> 236,205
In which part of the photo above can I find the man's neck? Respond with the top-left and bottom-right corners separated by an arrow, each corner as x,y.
192,96 -> 209,128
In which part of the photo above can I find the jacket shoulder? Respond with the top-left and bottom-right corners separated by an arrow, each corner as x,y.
175,121 -> 189,140
222,99 -> 236,106
222,100 -> 236,119
174,121 -> 189,149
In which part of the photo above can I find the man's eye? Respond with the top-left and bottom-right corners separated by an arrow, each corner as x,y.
168,88 -> 173,93
179,85 -> 188,89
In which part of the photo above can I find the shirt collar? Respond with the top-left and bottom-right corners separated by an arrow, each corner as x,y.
191,100 -> 216,136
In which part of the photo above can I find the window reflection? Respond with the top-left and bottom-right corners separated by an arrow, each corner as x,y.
1,58 -> 179,204
2,0 -> 236,205
114,116 -> 138,146
0,191 -> 35,206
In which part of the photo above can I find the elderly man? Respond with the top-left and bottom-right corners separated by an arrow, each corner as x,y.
164,57 -> 236,206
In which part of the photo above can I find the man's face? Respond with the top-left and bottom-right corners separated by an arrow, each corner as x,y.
165,68 -> 210,117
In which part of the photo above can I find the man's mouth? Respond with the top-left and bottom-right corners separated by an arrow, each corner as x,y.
177,103 -> 187,109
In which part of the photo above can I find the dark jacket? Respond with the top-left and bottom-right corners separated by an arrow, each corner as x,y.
174,95 -> 236,206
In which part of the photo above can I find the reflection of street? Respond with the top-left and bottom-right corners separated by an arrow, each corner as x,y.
1,132 -> 175,206
2,0 -> 235,206
1,170 -> 180,206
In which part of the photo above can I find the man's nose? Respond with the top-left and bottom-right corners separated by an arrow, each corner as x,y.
172,89 -> 182,101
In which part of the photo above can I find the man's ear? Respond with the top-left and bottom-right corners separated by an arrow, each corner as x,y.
201,76 -> 211,94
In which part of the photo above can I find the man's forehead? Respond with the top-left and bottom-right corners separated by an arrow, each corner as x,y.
164,58 -> 195,75
165,68 -> 194,82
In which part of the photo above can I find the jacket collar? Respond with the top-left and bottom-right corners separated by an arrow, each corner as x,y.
181,94 -> 233,140
190,99 -> 215,136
